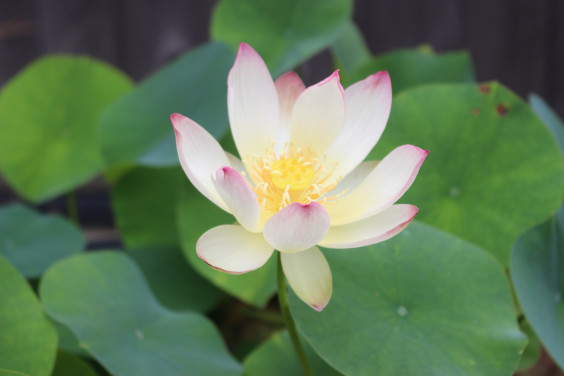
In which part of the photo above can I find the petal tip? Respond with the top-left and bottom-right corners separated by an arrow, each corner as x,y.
312,302 -> 329,312
170,113 -> 184,126
316,70 -> 342,88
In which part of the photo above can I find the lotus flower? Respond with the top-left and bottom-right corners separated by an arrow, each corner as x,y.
171,43 -> 427,311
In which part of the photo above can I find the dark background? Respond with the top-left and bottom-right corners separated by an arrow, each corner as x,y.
1,0 -> 563,117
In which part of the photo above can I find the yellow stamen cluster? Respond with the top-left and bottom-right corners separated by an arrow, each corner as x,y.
242,142 -> 343,213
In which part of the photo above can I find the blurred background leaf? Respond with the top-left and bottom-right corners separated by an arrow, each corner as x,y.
111,166 -> 185,248
99,42 -> 235,168
0,204 -> 85,278
40,252 -> 242,376
344,47 -> 474,92
127,246 -> 224,313
0,56 -> 132,202
212,0 -> 352,76
0,255 -> 57,376
511,205 -> 564,370
529,93 -> 564,153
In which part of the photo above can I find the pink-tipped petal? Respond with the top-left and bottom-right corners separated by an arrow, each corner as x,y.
281,246 -> 332,311
325,72 -> 392,183
289,71 -> 346,155
320,205 -> 418,248
228,43 -> 279,159
328,145 -> 428,226
197,225 -> 274,274
274,71 -> 306,146
263,202 -> 330,253
212,167 -> 260,232
171,113 -> 230,212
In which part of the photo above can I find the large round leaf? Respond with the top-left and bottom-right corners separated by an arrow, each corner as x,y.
511,205 -> 564,370
177,185 -> 277,307
243,330 -> 341,376
290,222 -> 526,376
40,252 -> 241,376
99,42 -> 234,167
370,83 -> 564,265
211,0 -> 352,76
0,255 -> 57,376
0,56 -> 132,202
0,203 -> 85,278
111,166 -> 185,248
127,246 -> 223,312
344,47 -> 474,92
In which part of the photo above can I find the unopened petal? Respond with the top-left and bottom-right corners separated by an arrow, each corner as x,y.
281,246 -> 332,312
263,202 -> 330,253
290,71 -> 345,155
171,113 -> 230,212
320,205 -> 418,248
275,71 -> 305,146
228,43 -> 279,158
197,225 -> 274,274
212,167 -> 260,232
328,145 -> 428,225
325,72 -> 392,183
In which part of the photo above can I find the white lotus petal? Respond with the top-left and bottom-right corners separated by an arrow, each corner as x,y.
228,43 -> 279,159
213,167 -> 260,232
263,202 -> 330,253
171,113 -> 230,212
289,71 -> 345,155
325,72 -> 392,183
281,246 -> 332,311
197,225 -> 274,274
328,145 -> 428,225
320,205 -> 418,248
275,71 -> 305,147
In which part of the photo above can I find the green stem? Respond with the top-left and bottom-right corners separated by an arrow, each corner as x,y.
66,191 -> 79,225
278,253 -> 314,376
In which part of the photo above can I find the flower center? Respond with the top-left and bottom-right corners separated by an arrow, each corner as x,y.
270,158 -> 315,191
242,143 -> 343,214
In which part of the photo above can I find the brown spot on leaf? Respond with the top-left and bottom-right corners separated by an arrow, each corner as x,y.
479,84 -> 490,94
496,104 -> 508,116
472,108 -> 480,116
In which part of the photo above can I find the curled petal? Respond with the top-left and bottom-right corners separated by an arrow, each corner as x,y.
275,71 -> 305,146
328,145 -> 428,226
281,246 -> 332,312
289,71 -> 345,155
197,225 -> 274,274
228,43 -> 279,158
320,205 -> 418,248
212,167 -> 260,232
263,202 -> 330,253
325,72 -> 392,183
171,113 -> 230,212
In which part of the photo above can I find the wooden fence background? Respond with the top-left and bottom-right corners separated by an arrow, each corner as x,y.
1,0 -> 563,115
